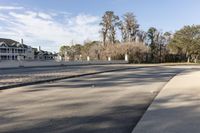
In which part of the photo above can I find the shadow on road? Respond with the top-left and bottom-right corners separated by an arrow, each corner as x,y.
0,66 -> 186,133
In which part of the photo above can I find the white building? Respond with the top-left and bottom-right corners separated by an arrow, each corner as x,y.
0,38 -> 34,61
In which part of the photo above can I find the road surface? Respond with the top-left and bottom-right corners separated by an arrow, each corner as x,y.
0,66 -> 185,133
0,64 -> 131,88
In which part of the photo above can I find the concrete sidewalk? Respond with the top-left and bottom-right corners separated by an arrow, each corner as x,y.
132,68 -> 200,133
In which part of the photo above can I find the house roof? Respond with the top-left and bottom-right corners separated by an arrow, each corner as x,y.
34,49 -> 53,56
0,38 -> 28,48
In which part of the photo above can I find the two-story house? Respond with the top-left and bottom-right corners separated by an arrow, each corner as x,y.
0,38 -> 34,61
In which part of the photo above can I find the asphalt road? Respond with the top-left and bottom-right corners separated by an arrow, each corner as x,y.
0,66 -> 185,133
0,64 -> 131,88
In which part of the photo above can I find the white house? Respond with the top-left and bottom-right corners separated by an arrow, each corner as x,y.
0,38 -> 34,61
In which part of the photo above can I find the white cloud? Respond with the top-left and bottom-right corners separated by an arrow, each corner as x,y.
74,14 -> 99,25
0,5 -> 101,52
38,12 -> 52,20
0,6 -> 23,10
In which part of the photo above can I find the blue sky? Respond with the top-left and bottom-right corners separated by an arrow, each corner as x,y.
0,0 -> 200,52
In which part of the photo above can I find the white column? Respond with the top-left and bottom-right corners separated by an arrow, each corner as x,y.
87,56 -> 90,61
108,57 -> 111,61
125,54 -> 128,62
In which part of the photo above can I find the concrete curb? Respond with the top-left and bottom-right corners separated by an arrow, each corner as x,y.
131,68 -> 185,133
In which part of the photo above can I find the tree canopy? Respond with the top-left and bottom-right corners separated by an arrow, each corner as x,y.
59,11 -> 200,63
169,25 -> 200,62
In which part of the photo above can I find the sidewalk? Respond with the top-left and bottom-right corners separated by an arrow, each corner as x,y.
132,68 -> 200,133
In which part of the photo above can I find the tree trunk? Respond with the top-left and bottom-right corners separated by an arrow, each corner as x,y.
103,34 -> 106,46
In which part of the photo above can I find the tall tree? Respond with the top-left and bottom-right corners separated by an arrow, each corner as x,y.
169,25 -> 200,63
147,27 -> 160,62
136,30 -> 147,44
163,32 -> 172,45
147,28 -> 170,62
59,45 -> 71,58
120,12 -> 139,42
71,44 -> 82,56
157,32 -> 172,63
100,11 -> 120,45
81,41 -> 100,59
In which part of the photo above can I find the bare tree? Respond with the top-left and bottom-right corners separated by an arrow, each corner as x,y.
100,11 -> 120,46
136,30 -> 147,44
120,12 -> 139,42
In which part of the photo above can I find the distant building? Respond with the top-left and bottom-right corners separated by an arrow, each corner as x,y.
53,53 -> 62,61
0,38 -> 58,61
0,38 -> 34,60
34,49 -> 54,60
